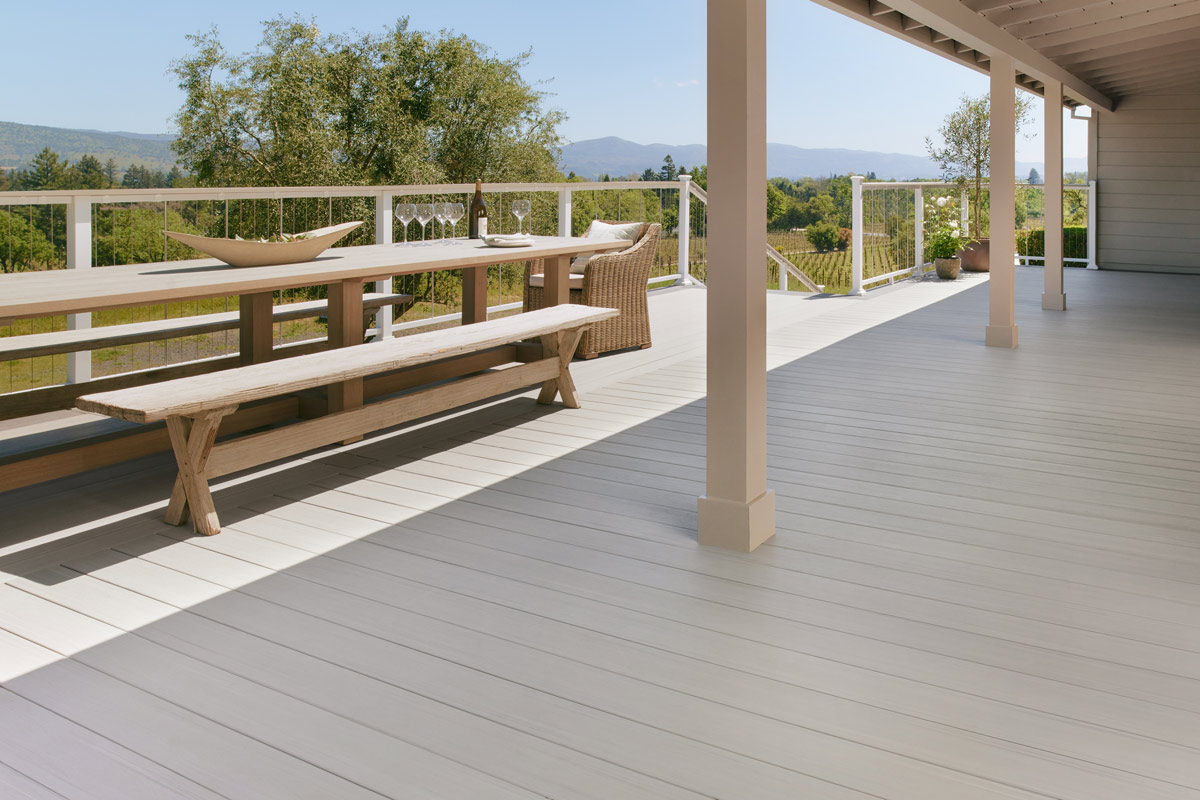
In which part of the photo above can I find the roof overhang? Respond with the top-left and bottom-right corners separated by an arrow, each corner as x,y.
809,0 -> 1200,111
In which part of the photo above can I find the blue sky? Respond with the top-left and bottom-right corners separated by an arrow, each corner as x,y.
0,0 -> 1086,161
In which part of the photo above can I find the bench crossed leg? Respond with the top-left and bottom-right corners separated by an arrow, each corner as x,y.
537,327 -> 585,408
164,405 -> 237,536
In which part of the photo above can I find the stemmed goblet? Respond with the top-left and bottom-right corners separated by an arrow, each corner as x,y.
415,203 -> 434,243
395,203 -> 416,243
512,198 -> 531,235
447,202 -> 465,239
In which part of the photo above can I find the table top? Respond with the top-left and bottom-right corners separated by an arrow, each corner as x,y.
0,236 -> 629,321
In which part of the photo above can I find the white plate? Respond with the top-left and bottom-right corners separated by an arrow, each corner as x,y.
483,234 -> 535,248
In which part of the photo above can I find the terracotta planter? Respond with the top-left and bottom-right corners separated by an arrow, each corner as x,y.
956,238 -> 989,272
935,257 -> 961,280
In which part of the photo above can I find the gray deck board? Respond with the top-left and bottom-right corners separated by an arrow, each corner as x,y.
2,269 -> 1200,798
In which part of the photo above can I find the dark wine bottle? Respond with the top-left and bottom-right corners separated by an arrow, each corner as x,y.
468,179 -> 488,239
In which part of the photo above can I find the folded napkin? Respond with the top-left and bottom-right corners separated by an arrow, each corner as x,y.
483,233 -> 533,244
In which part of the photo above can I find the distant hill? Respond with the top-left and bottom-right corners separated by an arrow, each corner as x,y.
560,136 -> 1086,182
0,121 -> 177,172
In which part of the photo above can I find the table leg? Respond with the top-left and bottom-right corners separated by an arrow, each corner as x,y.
239,292 -> 274,365
327,280 -> 365,442
542,254 -> 571,307
461,265 -> 489,324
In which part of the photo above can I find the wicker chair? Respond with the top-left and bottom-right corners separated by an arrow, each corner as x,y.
523,221 -> 662,359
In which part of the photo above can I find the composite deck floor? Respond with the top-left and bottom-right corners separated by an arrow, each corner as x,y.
1,267 -> 1199,799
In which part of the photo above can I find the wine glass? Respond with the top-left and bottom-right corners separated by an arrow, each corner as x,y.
447,202 -> 465,239
512,198 -> 531,235
431,203 -> 444,241
395,203 -> 416,243
415,203 -> 434,243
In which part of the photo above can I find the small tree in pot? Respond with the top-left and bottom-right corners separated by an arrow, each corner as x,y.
925,92 -> 1031,271
925,195 -> 970,280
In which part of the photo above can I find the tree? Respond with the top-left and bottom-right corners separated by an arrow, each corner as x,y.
171,16 -> 565,187
766,182 -> 788,226
104,158 -> 118,187
20,148 -> 67,190
72,155 -> 106,189
659,155 -> 677,181
640,167 -> 657,182
1027,167 -> 1041,185
925,92 -> 1032,239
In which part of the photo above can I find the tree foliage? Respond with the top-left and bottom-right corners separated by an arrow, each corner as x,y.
925,92 -> 1032,239
171,16 -> 565,187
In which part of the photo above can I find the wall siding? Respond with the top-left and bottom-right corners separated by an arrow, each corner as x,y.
1097,94 -> 1200,273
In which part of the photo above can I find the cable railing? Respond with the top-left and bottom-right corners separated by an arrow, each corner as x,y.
0,180 -> 703,399
849,177 -> 1097,295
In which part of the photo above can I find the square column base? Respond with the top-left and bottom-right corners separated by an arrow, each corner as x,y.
985,325 -> 1019,349
1041,293 -> 1066,311
698,489 -> 776,552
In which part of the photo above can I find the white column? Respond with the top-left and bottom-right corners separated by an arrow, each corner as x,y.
913,187 -> 924,278
961,188 -> 969,233
677,174 -> 692,285
66,198 -> 92,383
849,175 -> 865,296
1086,179 -> 1098,270
1042,79 -> 1066,311
698,0 -> 775,552
373,191 -> 395,341
557,188 -> 572,237
986,54 -> 1018,349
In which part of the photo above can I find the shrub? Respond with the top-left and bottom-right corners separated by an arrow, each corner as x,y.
837,228 -> 852,251
806,222 -> 840,253
1016,227 -> 1088,260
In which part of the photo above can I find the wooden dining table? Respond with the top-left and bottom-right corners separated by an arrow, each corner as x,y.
0,233 -> 628,424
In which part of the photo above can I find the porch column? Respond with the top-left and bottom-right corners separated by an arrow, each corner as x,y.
1042,78 -> 1065,311
986,52 -> 1018,349
698,0 -> 776,552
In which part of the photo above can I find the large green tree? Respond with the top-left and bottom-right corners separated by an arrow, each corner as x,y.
171,16 -> 565,187
925,91 -> 1032,239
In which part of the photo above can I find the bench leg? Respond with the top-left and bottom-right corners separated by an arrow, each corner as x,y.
164,406 -> 236,536
537,328 -> 584,408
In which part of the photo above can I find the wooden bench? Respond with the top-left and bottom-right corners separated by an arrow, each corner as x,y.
0,292 -> 412,362
76,305 -> 617,536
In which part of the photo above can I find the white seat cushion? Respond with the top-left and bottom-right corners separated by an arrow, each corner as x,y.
571,220 -> 644,274
528,273 -> 585,289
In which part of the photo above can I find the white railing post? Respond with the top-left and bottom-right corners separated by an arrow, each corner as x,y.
66,197 -> 92,383
677,174 -> 692,285
850,175 -> 865,296
373,191 -> 395,340
557,187 -> 572,237
913,187 -> 924,279
1086,179 -> 1098,270
960,188 -> 969,235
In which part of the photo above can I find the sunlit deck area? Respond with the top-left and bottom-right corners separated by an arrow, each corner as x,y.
2,268 -> 1199,799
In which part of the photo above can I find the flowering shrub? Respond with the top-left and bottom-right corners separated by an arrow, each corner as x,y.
925,195 -> 971,260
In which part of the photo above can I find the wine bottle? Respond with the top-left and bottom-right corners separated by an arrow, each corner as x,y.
468,179 -> 488,239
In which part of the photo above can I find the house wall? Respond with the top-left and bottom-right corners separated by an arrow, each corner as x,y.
1095,94 -> 1200,274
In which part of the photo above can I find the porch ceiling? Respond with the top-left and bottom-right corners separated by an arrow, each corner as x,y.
813,0 -> 1200,109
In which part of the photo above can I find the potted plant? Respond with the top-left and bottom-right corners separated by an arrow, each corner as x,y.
925,195 -> 969,280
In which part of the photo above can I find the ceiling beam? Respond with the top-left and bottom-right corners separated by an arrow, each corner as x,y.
1056,24 -> 1200,68
1079,51 -> 1200,83
1020,0 -> 1200,51
1036,14 -> 1200,60
984,0 -> 1107,29
870,0 -> 1114,109
1103,72 -> 1200,96
1003,0 -> 1187,41
1072,39 -> 1200,75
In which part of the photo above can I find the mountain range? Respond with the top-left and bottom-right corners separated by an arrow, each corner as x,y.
559,136 -> 1087,182
1,122 -> 1086,182
0,121 -> 177,172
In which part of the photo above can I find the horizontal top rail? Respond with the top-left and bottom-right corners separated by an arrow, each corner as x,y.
863,180 -> 1094,190
0,180 -> 687,207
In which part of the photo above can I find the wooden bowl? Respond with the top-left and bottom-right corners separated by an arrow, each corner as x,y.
166,221 -> 363,267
